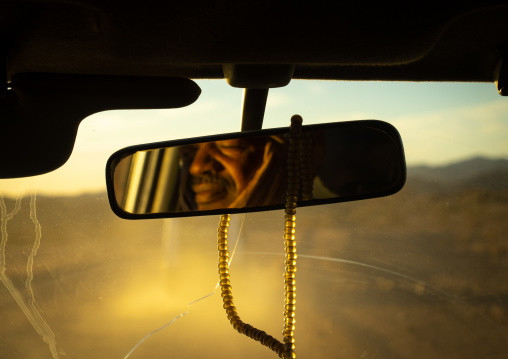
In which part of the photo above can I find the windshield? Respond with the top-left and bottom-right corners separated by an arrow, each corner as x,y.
1,80 -> 507,359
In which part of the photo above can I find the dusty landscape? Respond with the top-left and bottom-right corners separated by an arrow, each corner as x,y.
1,157 -> 507,358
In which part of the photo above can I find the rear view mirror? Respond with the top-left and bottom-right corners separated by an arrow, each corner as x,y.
106,120 -> 406,218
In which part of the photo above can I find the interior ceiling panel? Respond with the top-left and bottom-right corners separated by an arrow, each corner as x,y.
2,0 -> 508,81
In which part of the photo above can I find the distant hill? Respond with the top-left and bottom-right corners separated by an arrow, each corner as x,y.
407,157 -> 508,193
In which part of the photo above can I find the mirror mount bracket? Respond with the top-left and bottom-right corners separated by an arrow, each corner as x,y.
223,64 -> 295,89
223,64 -> 295,132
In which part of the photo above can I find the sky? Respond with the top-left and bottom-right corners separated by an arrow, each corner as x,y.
1,80 -> 507,196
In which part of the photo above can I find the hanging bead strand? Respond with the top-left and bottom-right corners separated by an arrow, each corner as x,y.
217,115 -> 305,359
282,115 -> 302,359
218,214 -> 286,356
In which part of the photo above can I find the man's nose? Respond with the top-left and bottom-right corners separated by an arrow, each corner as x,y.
189,144 -> 221,175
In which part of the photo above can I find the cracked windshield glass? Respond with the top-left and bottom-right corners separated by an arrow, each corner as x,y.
1,80 -> 507,359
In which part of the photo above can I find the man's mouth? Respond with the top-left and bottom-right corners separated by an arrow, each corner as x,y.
191,174 -> 228,186
191,175 -> 230,205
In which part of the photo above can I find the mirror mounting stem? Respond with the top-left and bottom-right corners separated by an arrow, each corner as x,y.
241,88 -> 269,131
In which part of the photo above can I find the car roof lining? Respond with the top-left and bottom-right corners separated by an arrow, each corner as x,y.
3,1 -> 508,82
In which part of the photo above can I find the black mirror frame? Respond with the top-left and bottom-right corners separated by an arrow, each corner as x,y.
106,120 -> 406,219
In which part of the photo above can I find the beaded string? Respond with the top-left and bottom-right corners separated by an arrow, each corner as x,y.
283,115 -> 302,356
217,115 -> 305,359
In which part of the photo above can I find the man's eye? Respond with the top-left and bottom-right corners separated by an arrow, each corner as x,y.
216,141 -> 249,152
217,146 -> 246,156
217,146 -> 253,160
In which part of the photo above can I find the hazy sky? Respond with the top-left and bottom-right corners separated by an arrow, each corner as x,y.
1,80 -> 507,196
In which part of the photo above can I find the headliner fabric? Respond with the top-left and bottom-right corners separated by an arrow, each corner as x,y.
2,1 -> 508,81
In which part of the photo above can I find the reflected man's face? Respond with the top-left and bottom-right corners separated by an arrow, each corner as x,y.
188,138 -> 265,210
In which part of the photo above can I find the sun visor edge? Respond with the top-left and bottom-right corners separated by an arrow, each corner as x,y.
0,74 -> 201,179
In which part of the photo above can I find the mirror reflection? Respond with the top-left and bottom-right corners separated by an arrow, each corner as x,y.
108,121 -> 405,217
